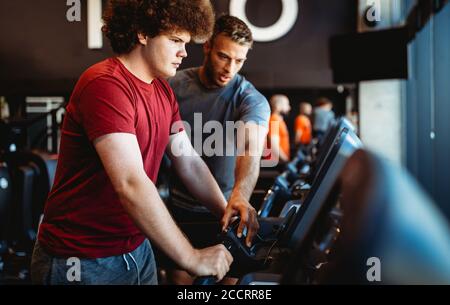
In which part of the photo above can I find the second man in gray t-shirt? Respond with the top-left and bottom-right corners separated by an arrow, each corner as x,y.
168,15 -> 270,246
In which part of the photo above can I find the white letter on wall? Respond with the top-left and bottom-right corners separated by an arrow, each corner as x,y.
229,0 -> 299,42
88,0 -> 103,49
66,0 -> 81,22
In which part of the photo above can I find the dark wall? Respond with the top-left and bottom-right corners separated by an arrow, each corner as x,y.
405,4 -> 450,219
0,0 -> 356,97
0,1 -> 111,94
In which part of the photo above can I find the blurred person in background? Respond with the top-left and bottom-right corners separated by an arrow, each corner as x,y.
294,101 -> 312,148
266,94 -> 291,164
313,97 -> 335,141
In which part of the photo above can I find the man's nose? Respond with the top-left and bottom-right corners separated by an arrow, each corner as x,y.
224,63 -> 231,73
178,45 -> 187,58
225,61 -> 236,74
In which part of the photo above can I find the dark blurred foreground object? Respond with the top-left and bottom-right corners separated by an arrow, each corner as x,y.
283,149 -> 450,284
0,150 -> 57,283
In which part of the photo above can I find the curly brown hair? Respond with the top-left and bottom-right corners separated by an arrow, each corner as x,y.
102,0 -> 215,54
211,15 -> 253,48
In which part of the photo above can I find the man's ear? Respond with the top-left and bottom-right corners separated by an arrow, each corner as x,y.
137,33 -> 147,45
203,40 -> 211,55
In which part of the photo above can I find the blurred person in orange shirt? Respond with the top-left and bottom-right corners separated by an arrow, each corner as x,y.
266,94 -> 291,163
294,102 -> 312,147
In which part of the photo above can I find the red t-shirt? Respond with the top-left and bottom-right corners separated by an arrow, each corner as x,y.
38,58 -> 183,258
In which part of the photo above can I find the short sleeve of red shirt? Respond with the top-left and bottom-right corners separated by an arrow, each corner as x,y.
159,79 -> 184,135
77,76 -> 136,142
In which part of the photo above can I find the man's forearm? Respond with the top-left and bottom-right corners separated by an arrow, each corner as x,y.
175,156 -> 227,218
271,144 -> 289,163
278,147 -> 290,162
269,136 -> 288,162
295,130 -> 303,145
222,122 -> 266,243
117,172 -> 197,271
231,123 -> 267,201
230,154 -> 260,201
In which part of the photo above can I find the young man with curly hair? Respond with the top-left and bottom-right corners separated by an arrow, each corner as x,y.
166,16 -> 270,284
31,0 -> 256,285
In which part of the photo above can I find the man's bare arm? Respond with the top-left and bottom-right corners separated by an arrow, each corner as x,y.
93,133 -> 232,280
295,129 -> 304,146
222,122 -> 268,246
270,135 -> 289,162
166,131 -> 227,218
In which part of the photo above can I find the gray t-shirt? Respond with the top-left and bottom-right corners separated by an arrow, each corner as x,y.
314,108 -> 335,133
168,67 -> 270,205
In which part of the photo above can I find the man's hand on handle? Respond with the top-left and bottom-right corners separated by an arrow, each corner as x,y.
221,193 -> 259,248
185,244 -> 233,282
